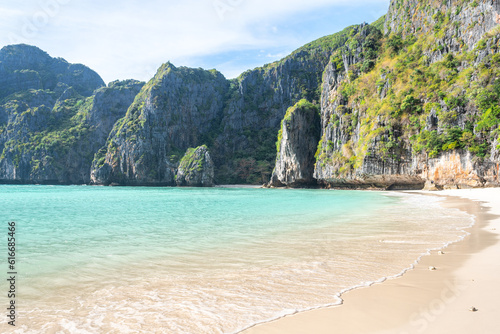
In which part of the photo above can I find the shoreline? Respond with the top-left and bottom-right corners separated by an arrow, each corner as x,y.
241,188 -> 500,334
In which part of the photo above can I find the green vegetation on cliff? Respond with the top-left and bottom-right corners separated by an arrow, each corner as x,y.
313,0 -> 500,188
178,145 -> 207,173
213,25 -> 373,185
3,0 -> 500,188
277,99 -> 319,154
326,20 -> 500,169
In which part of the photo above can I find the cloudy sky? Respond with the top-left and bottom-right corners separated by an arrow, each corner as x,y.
0,0 -> 389,84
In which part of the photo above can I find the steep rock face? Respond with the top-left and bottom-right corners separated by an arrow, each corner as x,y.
315,54 -> 424,189
211,25 -> 360,184
269,100 -> 321,187
417,150 -> 499,189
176,145 -> 214,187
5,0 -> 500,189
0,79 -> 143,184
92,27 -> 357,186
91,63 -> 228,186
314,24 -> 425,189
89,80 -> 145,148
313,1 -> 500,189
0,44 -> 132,184
385,0 -> 500,51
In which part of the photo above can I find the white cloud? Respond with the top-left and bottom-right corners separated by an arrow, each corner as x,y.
0,0 -> 390,83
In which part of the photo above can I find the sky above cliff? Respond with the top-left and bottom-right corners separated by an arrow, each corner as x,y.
0,0 -> 389,83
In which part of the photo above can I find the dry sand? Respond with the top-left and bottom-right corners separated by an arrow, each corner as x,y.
241,188 -> 500,334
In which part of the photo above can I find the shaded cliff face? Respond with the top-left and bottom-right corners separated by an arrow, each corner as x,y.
269,99 -> 320,187
211,25 -> 359,184
0,27 -> 361,186
176,145 -> 214,187
0,73 -> 143,184
4,0 -> 500,189
313,0 -> 500,189
91,63 -> 228,186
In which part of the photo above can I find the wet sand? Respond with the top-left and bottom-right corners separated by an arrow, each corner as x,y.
241,188 -> 500,334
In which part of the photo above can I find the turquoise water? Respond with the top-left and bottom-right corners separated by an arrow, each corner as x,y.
0,186 -> 472,333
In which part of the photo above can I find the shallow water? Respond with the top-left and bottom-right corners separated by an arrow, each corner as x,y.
0,186 -> 472,333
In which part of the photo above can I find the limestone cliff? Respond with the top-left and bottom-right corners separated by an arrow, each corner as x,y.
0,46 -> 143,185
385,0 -> 500,51
176,145 -> 214,187
212,41 -> 335,185
269,99 -> 320,187
3,0 -> 500,189
91,27 -> 350,186
90,63 -> 228,186
312,0 -> 500,189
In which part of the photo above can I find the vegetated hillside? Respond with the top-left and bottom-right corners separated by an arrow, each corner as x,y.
310,0 -> 500,189
211,25 -> 361,185
1,0 -> 500,188
90,25 -> 359,186
0,44 -> 144,184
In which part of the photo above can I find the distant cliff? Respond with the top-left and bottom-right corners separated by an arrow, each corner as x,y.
2,0 -> 500,189
0,44 -> 143,184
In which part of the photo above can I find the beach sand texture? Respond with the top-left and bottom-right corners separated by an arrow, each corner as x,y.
242,188 -> 500,334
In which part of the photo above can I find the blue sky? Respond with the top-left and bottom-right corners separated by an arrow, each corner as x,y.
0,0 -> 390,84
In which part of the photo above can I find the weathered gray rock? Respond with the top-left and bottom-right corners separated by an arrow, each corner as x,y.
210,32 -> 350,184
176,145 -> 214,187
385,0 -> 500,50
312,1 -> 500,190
0,78 -> 143,184
269,99 -> 321,187
91,63 -> 228,186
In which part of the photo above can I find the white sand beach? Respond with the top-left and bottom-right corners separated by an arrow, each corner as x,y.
242,188 -> 500,334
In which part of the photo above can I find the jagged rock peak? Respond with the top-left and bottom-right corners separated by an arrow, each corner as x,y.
0,44 -> 52,66
0,44 -> 105,99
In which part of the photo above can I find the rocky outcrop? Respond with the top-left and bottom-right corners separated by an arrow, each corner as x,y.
0,45 -> 142,184
3,0 -> 500,189
91,27 -> 350,186
269,99 -> 320,187
418,150 -> 499,189
176,145 -> 214,187
210,26 -> 356,184
311,0 -> 500,190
